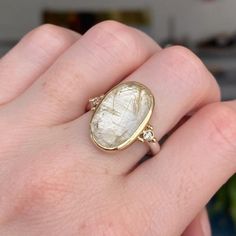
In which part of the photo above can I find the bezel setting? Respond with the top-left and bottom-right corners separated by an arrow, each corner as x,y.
89,81 -> 157,152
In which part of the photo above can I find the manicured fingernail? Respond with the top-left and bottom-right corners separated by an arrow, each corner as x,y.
201,210 -> 211,236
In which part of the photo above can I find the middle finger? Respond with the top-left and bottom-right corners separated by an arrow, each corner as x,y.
6,21 -> 159,126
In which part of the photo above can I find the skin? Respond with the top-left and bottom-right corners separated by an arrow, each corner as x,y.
0,21 -> 235,236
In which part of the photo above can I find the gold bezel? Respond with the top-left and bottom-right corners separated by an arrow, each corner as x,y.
90,81 -> 155,152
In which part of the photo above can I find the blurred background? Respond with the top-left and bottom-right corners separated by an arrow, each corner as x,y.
0,0 -> 235,235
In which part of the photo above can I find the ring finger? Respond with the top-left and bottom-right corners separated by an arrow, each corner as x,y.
66,45 -> 221,174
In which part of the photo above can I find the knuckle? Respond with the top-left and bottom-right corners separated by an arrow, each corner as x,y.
88,20 -> 141,61
95,20 -> 126,31
22,24 -> 77,53
33,23 -> 61,35
25,24 -> 60,42
163,45 -> 214,94
203,103 -> 236,160
166,45 -> 204,69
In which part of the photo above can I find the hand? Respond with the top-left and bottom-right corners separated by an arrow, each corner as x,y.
0,21 -> 235,236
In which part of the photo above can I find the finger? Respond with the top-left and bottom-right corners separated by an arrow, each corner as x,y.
66,46 -> 220,174
11,21 -> 160,125
182,208 -> 211,236
125,101 -> 236,236
0,24 -> 80,105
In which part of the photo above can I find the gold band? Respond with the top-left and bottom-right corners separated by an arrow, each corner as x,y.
147,141 -> 160,156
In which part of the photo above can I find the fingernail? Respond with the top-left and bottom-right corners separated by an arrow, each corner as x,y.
200,210 -> 211,236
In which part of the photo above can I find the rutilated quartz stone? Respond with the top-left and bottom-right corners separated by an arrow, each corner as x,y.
90,82 -> 154,150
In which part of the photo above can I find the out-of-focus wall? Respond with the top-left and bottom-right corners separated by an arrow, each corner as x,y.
1,0 -> 236,42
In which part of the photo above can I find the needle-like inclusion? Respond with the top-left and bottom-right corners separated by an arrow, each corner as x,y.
90,82 -> 154,151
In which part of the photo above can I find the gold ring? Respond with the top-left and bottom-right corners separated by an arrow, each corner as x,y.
88,81 -> 160,156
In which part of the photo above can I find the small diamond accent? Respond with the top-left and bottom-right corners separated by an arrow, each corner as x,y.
143,129 -> 154,142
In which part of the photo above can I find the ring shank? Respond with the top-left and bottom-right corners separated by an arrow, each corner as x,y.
147,141 -> 160,156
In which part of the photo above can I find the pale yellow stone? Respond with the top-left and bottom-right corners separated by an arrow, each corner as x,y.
90,82 -> 154,150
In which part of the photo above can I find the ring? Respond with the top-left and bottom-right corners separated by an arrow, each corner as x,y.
88,81 -> 160,156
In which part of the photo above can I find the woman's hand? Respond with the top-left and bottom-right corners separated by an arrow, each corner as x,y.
0,21 -> 235,236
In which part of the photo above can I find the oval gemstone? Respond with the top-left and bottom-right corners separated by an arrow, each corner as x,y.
90,82 -> 154,150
